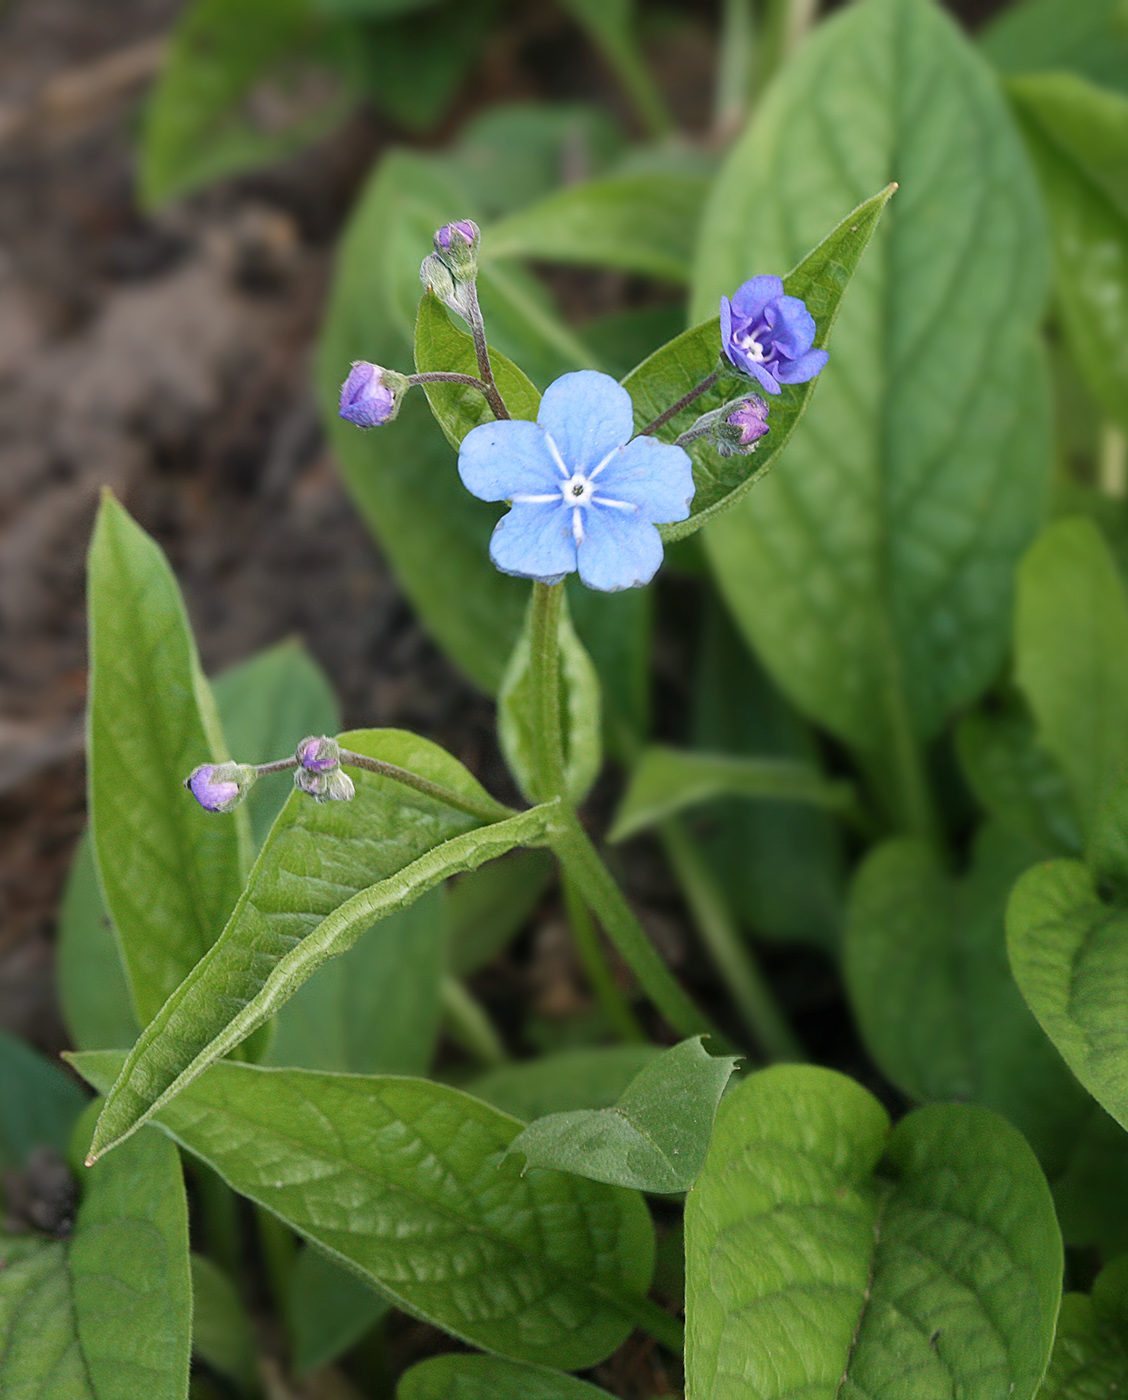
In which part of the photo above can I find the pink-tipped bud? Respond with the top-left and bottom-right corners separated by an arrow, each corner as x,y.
185,761 -> 257,813
338,362 -> 407,429
296,734 -> 341,773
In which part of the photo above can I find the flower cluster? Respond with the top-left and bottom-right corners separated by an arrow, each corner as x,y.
294,734 -> 354,802
720,275 -> 828,395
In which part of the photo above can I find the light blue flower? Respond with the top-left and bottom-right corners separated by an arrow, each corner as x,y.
459,371 -> 695,591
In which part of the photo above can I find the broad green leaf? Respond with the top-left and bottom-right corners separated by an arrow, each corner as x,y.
288,1243 -> 388,1377
1038,1257 -> 1128,1398
508,1037 -> 738,1194
956,700 -> 1082,857
446,848 -> 554,978
484,173 -> 709,284
608,744 -> 853,843
982,0 -> 1128,94
624,183 -> 894,543
685,1066 -> 1062,1400
139,0 -> 351,208
1016,517 -> 1128,837
212,640 -> 340,847
266,885 -> 446,1074
471,1046 -> 662,1120
0,1235 -> 91,1396
87,492 -> 250,1026
694,0 -> 1051,777
845,824 -> 1128,1248
190,1255 -> 256,1390
0,1030 -> 87,1171
398,1355 -> 613,1400
74,1056 -> 655,1372
1010,75 -> 1128,432
87,729 -> 554,1160
413,290 -> 541,450
57,834 -> 139,1052
498,593 -> 601,805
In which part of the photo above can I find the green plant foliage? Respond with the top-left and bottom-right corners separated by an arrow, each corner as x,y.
625,183 -> 894,541
507,1037 -> 738,1194
445,848 -> 554,977
484,173 -> 709,284
287,1243 -> 389,1376
1009,75 -> 1128,433
565,581 -> 651,763
498,594 -> 602,805
694,0 -> 1051,789
189,1254 -> 256,1391
1038,1256 -> 1128,1397
684,1066 -> 1062,1400
555,0 -> 671,138
87,729 -> 553,1161
1016,517 -> 1128,838
982,0 -> 1128,93
471,1046 -> 662,1120
87,492 -> 250,1027
0,1030 -> 88,1171
398,1354 -> 613,1400
608,744 -> 853,843
74,1055 -> 656,1371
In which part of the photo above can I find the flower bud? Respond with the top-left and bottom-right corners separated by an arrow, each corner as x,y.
419,252 -> 472,319
718,396 -> 770,455
338,362 -> 407,429
294,765 -> 355,803
296,734 -> 341,773
184,761 -> 257,813
433,219 -> 480,277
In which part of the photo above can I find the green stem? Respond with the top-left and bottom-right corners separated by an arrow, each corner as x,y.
659,816 -> 803,1061
440,976 -> 509,1067
563,874 -> 647,1043
1099,421 -> 1127,498
625,1293 -> 684,1355
529,582 -> 568,802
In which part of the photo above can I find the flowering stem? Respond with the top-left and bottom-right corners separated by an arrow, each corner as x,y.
337,749 -> 515,826
407,371 -> 493,394
462,281 -> 511,421
528,582 -> 568,801
640,370 -> 721,437
563,874 -> 647,1043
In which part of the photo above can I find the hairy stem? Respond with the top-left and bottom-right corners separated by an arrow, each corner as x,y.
640,370 -> 721,437
462,281 -> 511,421
528,582 -> 568,802
407,370 -> 492,394
339,750 -> 514,825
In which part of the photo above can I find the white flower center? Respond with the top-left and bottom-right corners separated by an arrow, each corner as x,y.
562,473 -> 594,506
737,330 -> 768,363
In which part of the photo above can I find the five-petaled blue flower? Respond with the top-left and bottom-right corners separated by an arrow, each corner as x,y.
458,371 -> 694,592
720,276 -> 828,395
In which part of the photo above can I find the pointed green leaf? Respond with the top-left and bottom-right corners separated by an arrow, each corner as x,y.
685,1066 -> 1062,1400
695,0 -> 1051,764
73,1056 -> 655,1372
398,1355 -> 613,1400
471,1046 -> 662,1121
508,1038 -> 738,1194
87,729 -> 554,1161
1037,1257 -> 1128,1399
88,492 -> 250,1026
623,183 -> 894,543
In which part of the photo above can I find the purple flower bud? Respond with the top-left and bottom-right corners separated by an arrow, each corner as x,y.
184,762 -> 257,813
296,734 -> 341,773
728,397 -> 770,447
295,765 -> 355,803
338,362 -> 401,429
435,220 -> 478,252
432,219 -> 480,279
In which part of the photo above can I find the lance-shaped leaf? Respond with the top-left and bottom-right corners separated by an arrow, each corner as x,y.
398,1354 -> 614,1400
608,744 -> 853,843
622,183 -> 894,543
88,491 -> 250,1027
694,0 -> 1051,772
87,729 -> 555,1161
73,1056 -> 655,1372
684,1066 -> 1062,1400
1038,1256 -> 1128,1399
507,1038 -> 738,1194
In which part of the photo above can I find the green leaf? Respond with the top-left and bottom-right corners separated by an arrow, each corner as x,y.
1037,1256 -> 1128,1398
1016,517 -> 1128,838
57,834 -> 139,1053
507,1037 -> 738,1194
190,1254 -> 256,1391
73,1055 -> 655,1372
694,0 -> 1051,769
0,1235 -> 93,1397
212,639 -> 340,848
288,1243 -> 388,1377
413,290 -> 541,449
684,1066 -> 1062,1400
608,744 -> 853,843
1009,75 -> 1128,432
484,173 -> 709,284
565,582 -> 651,764
139,0 -> 351,208
266,885 -> 447,1074
314,0 -> 437,16
446,849 -> 554,978
0,1031 -> 87,1171
470,1046 -> 662,1120
498,594 -> 602,806
982,0 -> 1128,94
398,1355 -> 613,1400
624,183 -> 894,543
87,729 -> 554,1160
87,492 -> 250,1026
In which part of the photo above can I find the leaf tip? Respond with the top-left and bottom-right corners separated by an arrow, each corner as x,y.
83,1151 -> 98,1168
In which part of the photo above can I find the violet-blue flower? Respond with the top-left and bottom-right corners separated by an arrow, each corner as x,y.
720,276 -> 828,395
459,370 -> 694,592
338,361 -> 402,428
184,762 -> 256,813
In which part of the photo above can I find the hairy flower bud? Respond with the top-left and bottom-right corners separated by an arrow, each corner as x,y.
294,765 -> 355,803
419,252 -> 472,319
296,734 -> 341,773
433,219 -> 480,276
717,396 -> 770,455
184,761 -> 257,813
338,362 -> 407,429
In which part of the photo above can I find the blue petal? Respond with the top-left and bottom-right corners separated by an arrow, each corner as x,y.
764,296 -> 816,358
774,347 -> 829,385
576,507 -> 664,592
489,500 -> 576,582
459,420 -> 559,502
592,436 -> 695,524
536,371 -> 634,474
730,275 -> 784,323
749,362 -> 782,395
